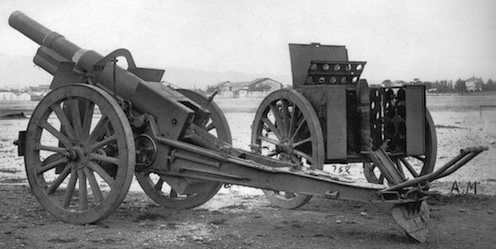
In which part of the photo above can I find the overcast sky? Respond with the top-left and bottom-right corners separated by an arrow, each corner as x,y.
1,0 -> 495,87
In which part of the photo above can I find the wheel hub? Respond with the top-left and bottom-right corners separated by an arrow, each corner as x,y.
277,138 -> 293,154
65,140 -> 89,170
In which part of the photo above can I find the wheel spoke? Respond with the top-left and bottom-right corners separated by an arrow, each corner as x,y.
154,178 -> 164,191
77,169 -> 88,211
63,168 -> 78,208
399,157 -> 420,178
38,157 -> 68,174
81,101 -> 95,139
292,137 -> 311,148
288,105 -> 299,137
281,99 -> 291,136
261,117 -> 283,140
68,99 -> 83,138
90,153 -> 121,166
85,116 -> 109,144
292,149 -> 312,163
258,135 -> 280,145
290,118 -> 306,142
269,103 -> 285,135
89,134 -> 116,152
266,150 -> 280,157
47,166 -> 71,194
52,104 -> 77,140
35,143 -> 68,154
40,120 -> 71,148
205,122 -> 215,132
84,167 -> 103,203
87,161 -> 115,187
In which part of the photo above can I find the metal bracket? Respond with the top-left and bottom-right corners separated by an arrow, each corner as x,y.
93,49 -> 164,82
368,144 -> 406,185
93,48 -> 137,72
15,131 -> 27,157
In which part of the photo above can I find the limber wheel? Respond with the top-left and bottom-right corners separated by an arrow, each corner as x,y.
363,110 -> 437,185
251,89 -> 324,209
135,89 -> 232,209
24,84 -> 135,224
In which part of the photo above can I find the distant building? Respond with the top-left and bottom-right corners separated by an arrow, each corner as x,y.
381,80 -> 407,87
465,76 -> 483,92
30,92 -> 46,101
29,85 -> 50,92
16,93 -> 31,101
0,90 -> 16,101
212,78 -> 283,98
0,84 -> 51,101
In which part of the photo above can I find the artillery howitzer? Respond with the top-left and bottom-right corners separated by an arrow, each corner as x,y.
10,11 -> 487,243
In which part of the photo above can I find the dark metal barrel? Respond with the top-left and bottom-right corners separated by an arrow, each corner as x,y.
8,10 -> 144,99
9,11 -> 82,62
9,11 -> 108,95
9,11 -> 195,141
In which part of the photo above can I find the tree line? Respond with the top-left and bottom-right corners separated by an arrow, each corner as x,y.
384,78 -> 495,93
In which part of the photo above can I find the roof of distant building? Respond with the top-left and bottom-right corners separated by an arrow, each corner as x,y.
466,76 -> 481,82
213,78 -> 282,91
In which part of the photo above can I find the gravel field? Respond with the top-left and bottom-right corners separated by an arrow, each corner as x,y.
0,93 -> 495,248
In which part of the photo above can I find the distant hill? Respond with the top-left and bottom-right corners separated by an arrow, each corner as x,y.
0,53 -> 292,90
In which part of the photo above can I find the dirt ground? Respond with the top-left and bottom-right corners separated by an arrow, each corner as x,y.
1,94 -> 496,248
0,184 -> 495,249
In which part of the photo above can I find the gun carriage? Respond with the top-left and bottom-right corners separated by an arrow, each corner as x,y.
10,11 -> 487,242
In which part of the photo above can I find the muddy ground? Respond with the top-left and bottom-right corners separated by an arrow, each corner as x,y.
1,94 -> 496,248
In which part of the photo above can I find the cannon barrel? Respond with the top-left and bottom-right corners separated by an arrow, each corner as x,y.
9,10 -> 110,87
9,11 -> 83,62
9,11 -> 198,141
9,11 -> 107,83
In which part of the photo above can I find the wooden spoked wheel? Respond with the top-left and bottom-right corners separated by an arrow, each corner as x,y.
24,84 -> 135,224
135,89 -> 232,209
363,110 -> 437,185
251,89 -> 324,209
